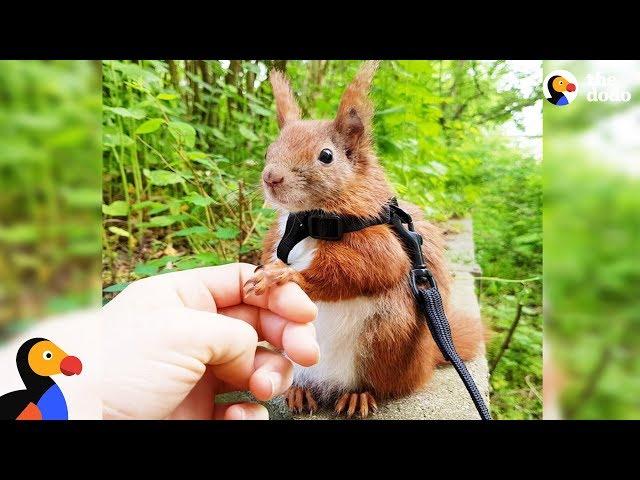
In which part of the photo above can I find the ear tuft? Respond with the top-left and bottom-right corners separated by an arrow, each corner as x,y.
269,69 -> 301,128
334,61 -> 380,155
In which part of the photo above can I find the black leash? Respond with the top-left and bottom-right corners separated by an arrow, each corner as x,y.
276,198 -> 492,420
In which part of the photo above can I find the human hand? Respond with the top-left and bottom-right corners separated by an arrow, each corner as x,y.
101,263 -> 319,420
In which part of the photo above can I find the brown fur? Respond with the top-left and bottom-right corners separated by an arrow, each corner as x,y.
253,61 -> 484,404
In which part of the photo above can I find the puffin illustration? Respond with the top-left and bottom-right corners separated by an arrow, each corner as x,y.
0,338 -> 82,420
547,75 -> 576,106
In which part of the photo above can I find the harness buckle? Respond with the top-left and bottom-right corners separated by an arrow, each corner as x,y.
308,213 -> 344,241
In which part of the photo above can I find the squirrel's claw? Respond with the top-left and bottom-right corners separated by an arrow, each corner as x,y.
284,386 -> 318,414
244,260 -> 295,297
335,391 -> 378,419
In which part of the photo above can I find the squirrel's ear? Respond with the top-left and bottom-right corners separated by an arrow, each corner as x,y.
334,60 -> 379,158
270,69 -> 301,128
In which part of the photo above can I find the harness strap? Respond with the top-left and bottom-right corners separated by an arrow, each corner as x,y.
275,198 -> 492,420
277,206 -> 392,264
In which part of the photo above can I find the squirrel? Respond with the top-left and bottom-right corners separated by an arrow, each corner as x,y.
244,61 -> 485,418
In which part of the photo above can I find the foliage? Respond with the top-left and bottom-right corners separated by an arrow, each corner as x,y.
0,61 -> 101,336
544,60 -> 640,419
473,141 -> 542,419
101,60 -> 541,418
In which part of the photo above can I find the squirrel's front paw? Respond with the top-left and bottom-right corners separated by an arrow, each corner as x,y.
244,260 -> 297,297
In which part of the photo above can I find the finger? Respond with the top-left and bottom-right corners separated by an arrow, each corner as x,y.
105,263 -> 317,325
219,295 -> 320,364
218,304 -> 262,339
259,309 -> 319,366
249,347 -> 294,401
257,308 -> 287,349
283,322 -> 320,367
165,307 -> 259,390
239,264 -> 317,324
194,263 -> 247,309
167,367 -> 216,420
213,402 -> 268,420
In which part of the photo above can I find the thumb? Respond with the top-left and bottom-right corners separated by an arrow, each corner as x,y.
102,306 -> 259,419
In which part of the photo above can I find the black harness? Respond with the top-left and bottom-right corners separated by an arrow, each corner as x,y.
277,198 -> 492,420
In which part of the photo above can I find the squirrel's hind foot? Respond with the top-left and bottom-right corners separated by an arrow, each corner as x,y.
284,386 -> 318,415
335,391 -> 378,418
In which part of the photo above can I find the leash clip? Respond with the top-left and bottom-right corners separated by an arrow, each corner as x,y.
410,268 -> 437,298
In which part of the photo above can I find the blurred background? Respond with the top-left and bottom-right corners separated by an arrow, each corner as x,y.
544,60 -> 640,419
0,61 -> 102,340
101,60 -> 542,419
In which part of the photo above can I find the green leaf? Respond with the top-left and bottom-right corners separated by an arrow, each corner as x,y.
248,103 -> 272,117
144,169 -> 184,186
187,151 -> 209,160
157,93 -> 179,100
132,200 -> 168,215
108,226 -> 130,237
211,128 -> 225,140
195,252 -> 221,266
103,282 -> 130,293
63,188 -> 99,208
214,226 -> 240,240
192,157 -> 217,170
238,125 -> 259,142
375,106 -> 406,116
147,215 -> 185,227
104,106 -> 146,120
134,262 -> 159,276
0,224 -> 38,244
521,306 -> 540,316
168,121 -> 196,148
513,232 -> 541,245
174,257 -> 203,270
103,132 -> 134,148
135,118 -> 164,134
102,200 -> 130,216
172,226 -> 210,237
184,192 -> 215,207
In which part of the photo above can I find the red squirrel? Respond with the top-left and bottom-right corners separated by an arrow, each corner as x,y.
244,61 -> 485,418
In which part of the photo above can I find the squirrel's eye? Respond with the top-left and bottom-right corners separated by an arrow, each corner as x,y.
318,149 -> 333,164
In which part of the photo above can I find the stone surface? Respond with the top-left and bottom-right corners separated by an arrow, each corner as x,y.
219,217 -> 490,420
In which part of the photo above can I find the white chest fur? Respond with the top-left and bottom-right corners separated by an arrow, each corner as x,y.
293,297 -> 376,400
273,212 -> 375,399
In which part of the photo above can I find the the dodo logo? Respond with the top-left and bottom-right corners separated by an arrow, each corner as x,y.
0,338 -> 82,420
544,70 -> 578,107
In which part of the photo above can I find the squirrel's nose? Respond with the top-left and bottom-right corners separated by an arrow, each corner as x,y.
263,170 -> 284,187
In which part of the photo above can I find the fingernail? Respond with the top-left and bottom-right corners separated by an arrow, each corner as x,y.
268,372 -> 280,397
236,406 -> 246,420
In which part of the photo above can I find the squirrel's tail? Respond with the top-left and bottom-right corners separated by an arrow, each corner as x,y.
434,308 -> 488,365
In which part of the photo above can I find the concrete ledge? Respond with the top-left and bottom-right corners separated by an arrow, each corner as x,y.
219,217 -> 489,420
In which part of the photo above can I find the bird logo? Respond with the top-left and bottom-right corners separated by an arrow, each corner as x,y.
544,70 -> 578,107
0,338 -> 82,420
